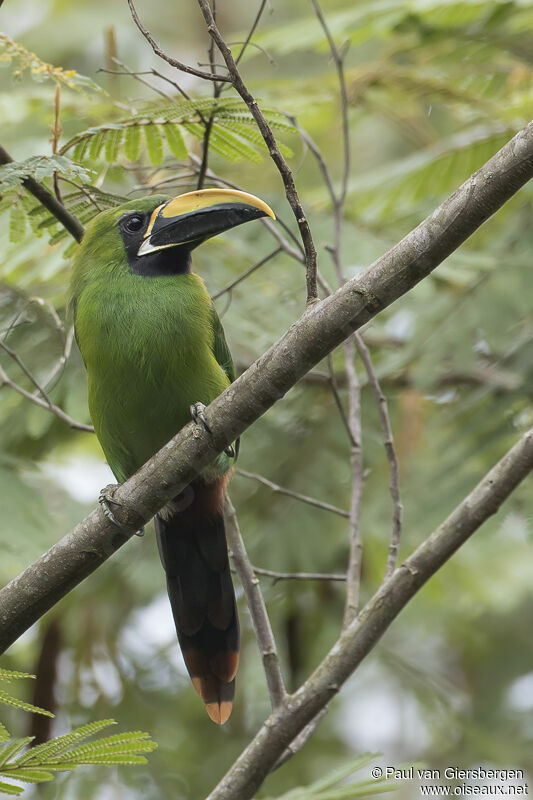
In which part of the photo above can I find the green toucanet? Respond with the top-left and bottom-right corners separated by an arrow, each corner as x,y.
69,188 -> 276,724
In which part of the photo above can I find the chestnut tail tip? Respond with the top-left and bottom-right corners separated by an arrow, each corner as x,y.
205,699 -> 233,725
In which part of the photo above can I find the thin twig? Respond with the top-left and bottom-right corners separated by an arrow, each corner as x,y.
148,67 -> 192,100
272,707 -> 329,771
197,115 -> 215,190
354,333 -> 403,578
309,0 -> 402,625
182,158 -> 335,298
58,178 -> 104,212
310,0 -> 350,205
236,468 -> 349,518
197,0 -> 223,189
0,362 -> 93,432
38,325 -> 75,394
126,0 -> 232,83
51,85 -> 63,204
186,155 -> 307,264
3,295 -> 74,396
103,60 -> 192,100
229,40 -> 275,65
252,567 -> 346,583
326,353 -> 357,448
211,248 -> 281,300
0,340 -> 55,406
195,0 -> 318,303
235,0 -> 268,65
341,336 -> 363,627
224,497 -> 287,710
105,59 -> 174,101
304,0 -> 363,626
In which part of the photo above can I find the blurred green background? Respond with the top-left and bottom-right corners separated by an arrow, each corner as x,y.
0,0 -> 532,797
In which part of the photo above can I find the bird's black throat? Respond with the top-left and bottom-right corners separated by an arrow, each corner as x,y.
129,246 -> 192,277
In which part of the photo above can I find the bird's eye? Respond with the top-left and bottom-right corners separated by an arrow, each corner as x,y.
124,215 -> 144,233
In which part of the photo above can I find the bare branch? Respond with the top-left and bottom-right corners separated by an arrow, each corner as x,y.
325,353 -> 357,447
310,0 -> 350,205
0,339 -> 55,406
126,0 -> 232,83
0,361 -> 93,433
195,0 -> 318,303
211,248 -> 282,300
252,566 -> 346,583
236,468 -> 349,518
235,0 -> 268,65
51,85 -> 63,204
298,0 -> 366,627
40,324 -> 74,392
354,333 -> 403,578
341,337 -> 363,627
102,59 -> 174,101
224,497 -> 287,709
0,297 -> 88,430
229,40 -> 275,66
104,59 -> 193,100
272,707 -> 329,771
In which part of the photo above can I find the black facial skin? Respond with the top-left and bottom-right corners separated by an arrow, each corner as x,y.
119,212 -> 192,278
119,203 -> 266,278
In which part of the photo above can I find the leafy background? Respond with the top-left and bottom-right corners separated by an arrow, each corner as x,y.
0,0 -> 532,797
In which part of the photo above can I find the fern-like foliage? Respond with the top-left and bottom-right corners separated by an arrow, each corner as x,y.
0,32 -> 102,93
60,98 -> 295,166
0,94 -> 294,253
0,156 -> 92,190
0,668 -> 156,797
0,185 -> 124,250
267,754 -> 399,799
0,669 -> 53,721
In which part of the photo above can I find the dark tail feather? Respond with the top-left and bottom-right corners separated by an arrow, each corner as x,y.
155,478 -> 239,725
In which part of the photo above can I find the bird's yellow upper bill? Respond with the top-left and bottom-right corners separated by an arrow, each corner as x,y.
138,188 -> 275,256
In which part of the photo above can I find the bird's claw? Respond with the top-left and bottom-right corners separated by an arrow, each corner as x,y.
99,484 -> 144,537
190,402 -> 236,458
190,402 -> 212,434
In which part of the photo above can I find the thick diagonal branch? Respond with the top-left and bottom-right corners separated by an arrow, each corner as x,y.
0,121 -> 531,653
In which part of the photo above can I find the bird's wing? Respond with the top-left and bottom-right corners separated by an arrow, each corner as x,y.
211,305 -> 240,459
211,305 -> 236,384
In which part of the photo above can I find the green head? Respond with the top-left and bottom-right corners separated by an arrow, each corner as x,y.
70,189 -> 275,304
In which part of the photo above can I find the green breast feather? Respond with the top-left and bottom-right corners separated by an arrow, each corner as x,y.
74,270 -> 233,483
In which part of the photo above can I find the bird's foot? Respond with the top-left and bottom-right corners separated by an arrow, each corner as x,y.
190,402 -> 235,458
99,484 -> 145,537
190,402 -> 212,434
